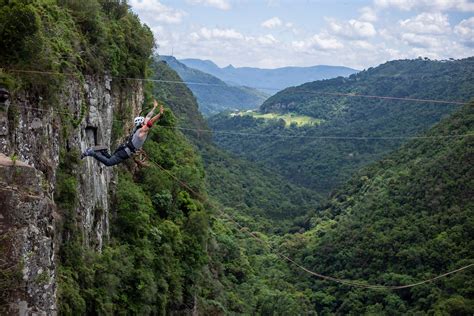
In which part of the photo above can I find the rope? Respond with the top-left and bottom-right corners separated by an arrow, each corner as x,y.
3,68 -> 472,106
3,68 -> 473,290
147,158 -> 474,290
2,118 -> 472,289
6,103 -> 474,141
165,126 -> 474,140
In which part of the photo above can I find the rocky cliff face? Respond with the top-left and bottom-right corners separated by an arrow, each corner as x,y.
0,77 -> 143,315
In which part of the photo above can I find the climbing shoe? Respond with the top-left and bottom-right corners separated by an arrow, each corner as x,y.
80,147 -> 95,159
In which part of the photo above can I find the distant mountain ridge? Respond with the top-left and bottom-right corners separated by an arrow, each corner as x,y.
159,56 -> 268,116
179,58 -> 359,94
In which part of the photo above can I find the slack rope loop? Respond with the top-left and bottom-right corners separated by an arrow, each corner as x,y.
7,103 -> 474,141
147,158 -> 474,291
4,68 -> 472,106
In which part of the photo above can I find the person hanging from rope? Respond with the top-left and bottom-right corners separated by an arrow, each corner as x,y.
81,99 -> 164,166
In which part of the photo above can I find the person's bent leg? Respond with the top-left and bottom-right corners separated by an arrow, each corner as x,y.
91,150 -> 126,166
99,149 -> 111,158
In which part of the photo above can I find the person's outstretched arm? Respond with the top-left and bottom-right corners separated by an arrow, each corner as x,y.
148,104 -> 164,125
140,100 -> 164,135
145,100 -> 159,121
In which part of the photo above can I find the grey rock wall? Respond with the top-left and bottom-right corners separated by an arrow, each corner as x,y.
0,77 -> 143,314
0,154 -> 56,315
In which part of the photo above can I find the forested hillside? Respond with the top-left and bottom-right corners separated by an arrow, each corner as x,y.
209,58 -> 474,195
203,104 -> 474,315
201,145 -> 321,231
282,104 -> 474,314
2,1 -> 472,315
151,58 -> 320,230
159,56 -> 267,116
147,60 -> 337,313
149,58 -> 209,138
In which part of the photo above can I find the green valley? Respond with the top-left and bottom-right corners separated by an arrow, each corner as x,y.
209,58 -> 474,195
1,1 -> 473,315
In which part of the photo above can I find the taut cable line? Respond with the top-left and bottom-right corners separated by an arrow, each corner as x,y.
4,68 -> 472,106
148,158 -> 474,290
3,88 -> 473,289
167,126 -> 474,140
7,103 -> 474,141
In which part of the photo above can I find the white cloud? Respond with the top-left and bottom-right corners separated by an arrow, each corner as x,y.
400,33 -> 440,47
454,17 -> 474,46
359,6 -> 377,22
196,27 -> 244,40
293,33 -> 344,51
187,0 -> 231,10
257,34 -> 279,45
131,0 -> 473,69
327,18 -> 377,39
399,13 -> 451,35
351,40 -> 376,50
261,17 -> 283,29
129,0 -> 186,24
189,27 -> 279,47
374,0 -> 474,12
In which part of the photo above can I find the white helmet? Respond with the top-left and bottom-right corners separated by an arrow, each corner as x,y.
134,116 -> 145,127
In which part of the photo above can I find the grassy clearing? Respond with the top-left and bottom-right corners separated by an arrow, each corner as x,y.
231,110 -> 323,127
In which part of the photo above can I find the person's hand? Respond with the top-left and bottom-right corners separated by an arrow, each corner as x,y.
153,99 -> 158,109
159,105 -> 164,115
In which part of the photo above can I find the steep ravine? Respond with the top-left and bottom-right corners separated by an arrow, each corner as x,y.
0,77 -> 143,315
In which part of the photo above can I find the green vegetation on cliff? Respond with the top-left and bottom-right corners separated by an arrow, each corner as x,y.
1,0 -> 213,314
0,0 -> 154,78
58,111 -> 212,314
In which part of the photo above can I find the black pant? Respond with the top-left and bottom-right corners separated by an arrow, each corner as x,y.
91,146 -> 130,166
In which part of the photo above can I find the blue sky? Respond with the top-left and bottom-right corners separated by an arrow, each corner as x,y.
129,0 -> 474,69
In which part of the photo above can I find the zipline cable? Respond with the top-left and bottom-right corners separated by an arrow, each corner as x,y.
3,100 -> 473,289
162,126 -> 474,140
1,145 -> 473,290
3,69 -> 474,289
3,68 -> 472,106
7,103 -> 474,141
147,158 -> 474,290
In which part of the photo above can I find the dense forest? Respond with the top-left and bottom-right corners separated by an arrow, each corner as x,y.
209,58 -> 474,195
202,103 -> 474,315
283,105 -> 474,314
1,1 -> 473,315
